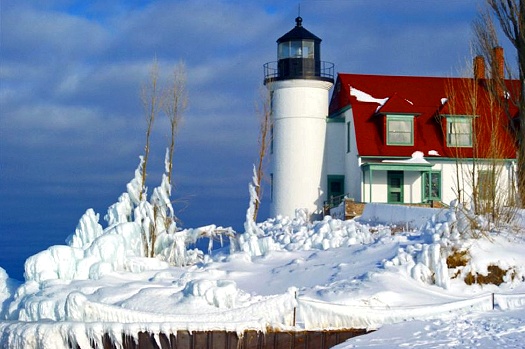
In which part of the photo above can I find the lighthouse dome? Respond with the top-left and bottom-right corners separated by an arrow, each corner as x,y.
264,17 -> 333,84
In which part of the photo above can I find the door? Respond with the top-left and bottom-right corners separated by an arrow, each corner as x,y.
327,175 -> 345,206
387,171 -> 404,203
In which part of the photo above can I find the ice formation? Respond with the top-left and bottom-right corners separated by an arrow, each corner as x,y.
1,155 -> 525,348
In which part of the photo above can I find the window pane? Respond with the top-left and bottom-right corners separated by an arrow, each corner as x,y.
390,120 -> 411,132
278,42 -> 289,59
447,119 -> 472,147
303,41 -> 314,58
387,117 -> 413,145
424,172 -> 441,201
389,132 -> 411,144
291,41 -> 302,58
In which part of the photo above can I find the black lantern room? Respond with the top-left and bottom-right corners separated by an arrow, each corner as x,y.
264,17 -> 334,84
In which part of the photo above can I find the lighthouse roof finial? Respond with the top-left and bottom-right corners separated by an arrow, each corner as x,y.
277,15 -> 320,43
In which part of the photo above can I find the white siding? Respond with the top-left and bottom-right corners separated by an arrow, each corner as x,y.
343,109 -> 362,201
325,121 -> 345,175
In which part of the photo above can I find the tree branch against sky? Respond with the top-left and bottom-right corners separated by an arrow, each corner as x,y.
163,61 -> 188,186
474,0 -> 525,206
252,86 -> 272,222
140,59 -> 160,202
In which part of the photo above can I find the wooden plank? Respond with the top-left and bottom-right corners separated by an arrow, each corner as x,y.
193,331 -> 209,349
338,329 -> 370,343
261,332 -> 274,349
242,330 -> 261,349
273,332 -> 292,349
137,332 -> 160,349
227,331 -> 239,349
323,331 -> 338,348
176,330 -> 192,349
157,333 -> 175,349
121,334 -> 137,349
293,331 -> 306,349
209,330 -> 227,349
305,331 -> 324,349
102,333 -> 115,349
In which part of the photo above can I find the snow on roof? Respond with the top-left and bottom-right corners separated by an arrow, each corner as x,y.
349,86 -> 389,105
382,151 -> 430,164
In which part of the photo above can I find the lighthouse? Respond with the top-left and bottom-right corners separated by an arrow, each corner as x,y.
264,17 -> 334,219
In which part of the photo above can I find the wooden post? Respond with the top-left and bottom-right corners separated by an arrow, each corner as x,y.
293,291 -> 297,327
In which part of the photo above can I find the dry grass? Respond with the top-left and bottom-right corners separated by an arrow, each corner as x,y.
446,249 -> 469,268
464,264 -> 510,286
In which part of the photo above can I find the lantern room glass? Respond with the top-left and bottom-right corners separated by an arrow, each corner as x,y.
278,40 -> 315,59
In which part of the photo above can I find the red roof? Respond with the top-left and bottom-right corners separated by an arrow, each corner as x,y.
329,73 -> 519,159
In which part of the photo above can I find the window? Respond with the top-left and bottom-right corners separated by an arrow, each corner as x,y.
346,121 -> 351,153
423,172 -> 441,202
447,117 -> 472,147
386,115 -> 414,146
278,40 -> 315,59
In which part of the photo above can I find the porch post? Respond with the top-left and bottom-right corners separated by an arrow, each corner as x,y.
369,169 -> 373,203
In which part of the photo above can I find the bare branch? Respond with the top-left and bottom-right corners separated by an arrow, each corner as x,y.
140,58 -> 160,201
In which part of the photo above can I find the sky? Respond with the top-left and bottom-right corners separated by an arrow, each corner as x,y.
0,0 -> 507,280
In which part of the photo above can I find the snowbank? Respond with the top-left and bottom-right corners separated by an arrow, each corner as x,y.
2,153 -> 525,349
357,202 -> 446,229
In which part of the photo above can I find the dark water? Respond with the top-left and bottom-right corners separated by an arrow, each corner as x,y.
0,221 -> 70,282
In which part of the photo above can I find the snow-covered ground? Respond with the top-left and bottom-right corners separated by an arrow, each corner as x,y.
1,160 -> 524,348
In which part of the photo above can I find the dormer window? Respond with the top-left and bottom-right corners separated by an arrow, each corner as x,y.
446,116 -> 473,147
386,114 -> 414,146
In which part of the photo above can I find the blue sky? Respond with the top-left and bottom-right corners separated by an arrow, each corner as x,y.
1,0 -> 495,280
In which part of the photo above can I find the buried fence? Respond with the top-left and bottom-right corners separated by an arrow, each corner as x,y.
74,292 -> 525,349
84,329 -> 370,349
295,292 -> 525,329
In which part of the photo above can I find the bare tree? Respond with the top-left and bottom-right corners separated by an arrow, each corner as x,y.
163,61 -> 188,185
140,59 -> 160,201
253,86 -> 272,221
443,65 -> 517,229
474,0 -> 525,206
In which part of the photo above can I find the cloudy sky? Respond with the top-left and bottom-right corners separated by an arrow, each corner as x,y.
1,0 -> 502,279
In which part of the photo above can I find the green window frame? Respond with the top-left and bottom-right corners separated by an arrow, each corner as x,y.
386,115 -> 414,146
422,171 -> 441,202
447,117 -> 473,147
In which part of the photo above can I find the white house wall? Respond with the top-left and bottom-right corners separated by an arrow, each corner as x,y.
359,160 -> 516,205
325,121 -> 345,175
344,108 -> 362,201
431,160 -> 516,206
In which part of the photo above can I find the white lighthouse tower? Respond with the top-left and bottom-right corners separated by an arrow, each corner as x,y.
264,17 -> 334,219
